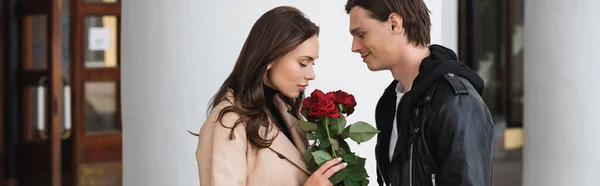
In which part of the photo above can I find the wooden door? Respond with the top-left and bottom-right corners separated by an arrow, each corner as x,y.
70,0 -> 122,185
17,0 -> 122,185
18,0 -> 65,185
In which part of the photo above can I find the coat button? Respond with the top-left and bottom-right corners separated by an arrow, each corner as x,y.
425,96 -> 431,101
448,73 -> 455,77
414,128 -> 420,133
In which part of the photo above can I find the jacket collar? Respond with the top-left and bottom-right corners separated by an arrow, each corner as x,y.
267,94 -> 310,175
390,81 -> 439,161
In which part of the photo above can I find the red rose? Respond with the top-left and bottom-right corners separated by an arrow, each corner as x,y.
325,92 -> 337,101
311,89 -> 328,100
300,89 -> 341,119
333,90 -> 357,115
301,97 -> 311,112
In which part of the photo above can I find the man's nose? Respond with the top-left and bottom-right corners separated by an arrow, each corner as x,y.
351,38 -> 362,53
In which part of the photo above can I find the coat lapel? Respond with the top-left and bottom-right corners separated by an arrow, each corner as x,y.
274,94 -> 309,153
267,94 -> 310,175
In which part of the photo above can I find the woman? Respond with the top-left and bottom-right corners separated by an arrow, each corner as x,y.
195,6 -> 346,186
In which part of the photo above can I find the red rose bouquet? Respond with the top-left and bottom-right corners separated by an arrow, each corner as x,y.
299,89 -> 379,186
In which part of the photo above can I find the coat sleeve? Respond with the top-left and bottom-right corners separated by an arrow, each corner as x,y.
433,94 -> 494,186
196,111 -> 248,186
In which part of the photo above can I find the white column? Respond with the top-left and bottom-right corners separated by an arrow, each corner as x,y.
425,0 -> 443,45
121,1 -> 449,186
121,0 -> 205,185
441,0 -> 458,52
523,1 -> 600,186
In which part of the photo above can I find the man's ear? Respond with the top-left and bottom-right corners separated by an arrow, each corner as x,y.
388,13 -> 403,33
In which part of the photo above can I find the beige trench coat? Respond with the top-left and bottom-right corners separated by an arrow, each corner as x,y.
196,92 -> 311,186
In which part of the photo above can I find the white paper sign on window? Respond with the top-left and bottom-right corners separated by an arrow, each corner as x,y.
88,27 -> 111,51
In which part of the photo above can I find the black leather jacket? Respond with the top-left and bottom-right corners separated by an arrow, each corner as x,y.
374,45 -> 494,186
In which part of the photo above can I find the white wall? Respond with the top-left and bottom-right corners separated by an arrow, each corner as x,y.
122,0 -> 451,185
441,0 -> 458,53
523,0 -> 600,185
426,0 -> 442,45
426,0 -> 458,52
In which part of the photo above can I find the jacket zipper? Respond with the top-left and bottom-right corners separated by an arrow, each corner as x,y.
409,143 -> 414,186
431,173 -> 436,186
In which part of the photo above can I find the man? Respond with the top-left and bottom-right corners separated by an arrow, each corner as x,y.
344,0 -> 494,186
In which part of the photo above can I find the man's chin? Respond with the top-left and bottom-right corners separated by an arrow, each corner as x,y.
366,63 -> 384,72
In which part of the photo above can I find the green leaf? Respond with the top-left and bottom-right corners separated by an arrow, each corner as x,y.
343,177 -> 360,186
329,117 -> 339,135
312,150 -> 333,166
342,153 -> 357,164
320,140 -> 332,150
338,138 -> 352,153
307,133 -> 316,140
298,120 -> 318,131
347,121 -> 380,144
331,138 -> 340,151
361,179 -> 369,186
304,147 -> 320,172
317,117 -> 326,126
336,149 -> 347,157
338,117 -> 347,132
308,159 -> 318,173
329,168 -> 348,184
347,164 -> 368,181
307,158 -> 318,173
357,156 -> 366,167
301,109 -> 309,119
303,151 -> 312,163
329,115 -> 346,135
315,121 -> 329,141
341,126 -> 351,139
314,128 -> 323,140
319,139 -> 340,153
303,147 -> 318,163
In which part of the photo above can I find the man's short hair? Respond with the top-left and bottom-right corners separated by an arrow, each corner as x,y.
345,0 -> 431,47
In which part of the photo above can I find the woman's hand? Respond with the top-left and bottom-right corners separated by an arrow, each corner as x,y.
304,157 -> 347,186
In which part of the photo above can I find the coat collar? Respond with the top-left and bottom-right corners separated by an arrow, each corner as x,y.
267,94 -> 310,175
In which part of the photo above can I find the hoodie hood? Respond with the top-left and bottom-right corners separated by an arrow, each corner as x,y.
379,45 -> 485,161
412,44 -> 484,96
385,45 -> 485,108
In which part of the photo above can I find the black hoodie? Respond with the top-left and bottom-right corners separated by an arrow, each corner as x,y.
405,44 -> 484,102
398,44 -> 485,143
382,44 -> 484,129
375,44 -> 488,184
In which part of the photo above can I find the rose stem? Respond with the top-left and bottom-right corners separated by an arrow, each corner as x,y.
324,117 -> 337,158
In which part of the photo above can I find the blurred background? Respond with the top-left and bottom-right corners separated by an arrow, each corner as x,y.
1,0 -> 598,186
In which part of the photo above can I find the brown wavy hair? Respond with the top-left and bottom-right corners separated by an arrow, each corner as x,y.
195,6 -> 319,149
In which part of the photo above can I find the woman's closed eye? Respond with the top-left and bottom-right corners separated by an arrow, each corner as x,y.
300,61 -> 315,67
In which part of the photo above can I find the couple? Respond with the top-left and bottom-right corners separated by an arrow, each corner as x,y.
195,0 -> 494,186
